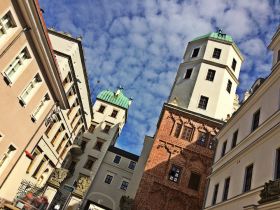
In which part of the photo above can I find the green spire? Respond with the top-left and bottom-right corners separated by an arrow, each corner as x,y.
97,87 -> 132,109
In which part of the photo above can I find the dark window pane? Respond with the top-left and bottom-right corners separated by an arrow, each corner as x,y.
113,155 -> 121,164
252,109 -> 260,131
128,161 -> 136,170
120,181 -> 129,190
231,130 -> 238,149
105,175 -> 113,184
197,132 -> 207,147
191,48 -> 200,58
213,48 -> 221,59
93,141 -> 103,151
181,126 -> 193,141
227,80 -> 232,93
232,58 -> 237,70
278,50 -> 280,62
206,69 -> 216,81
276,148 -> 280,179
212,184 -> 219,205
222,177 -> 230,201
184,68 -> 193,79
188,172 -> 201,191
174,123 -> 182,138
244,164 -> 253,192
221,141 -> 227,157
169,165 -> 181,183
98,105 -> 105,113
198,96 -> 209,110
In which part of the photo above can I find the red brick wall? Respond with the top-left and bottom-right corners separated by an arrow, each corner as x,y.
133,105 -> 223,210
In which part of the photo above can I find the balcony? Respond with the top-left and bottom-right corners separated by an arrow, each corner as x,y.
258,179 -> 280,204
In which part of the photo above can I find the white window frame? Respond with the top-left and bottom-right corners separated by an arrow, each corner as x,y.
3,47 -> 31,84
120,179 -> 129,191
0,10 -> 16,38
19,73 -> 42,106
31,94 -> 51,122
0,144 -> 17,176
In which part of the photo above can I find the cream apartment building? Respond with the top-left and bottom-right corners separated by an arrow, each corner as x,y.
203,27 -> 280,210
0,0 -> 92,204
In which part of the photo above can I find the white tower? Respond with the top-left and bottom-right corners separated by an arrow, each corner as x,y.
168,31 -> 244,120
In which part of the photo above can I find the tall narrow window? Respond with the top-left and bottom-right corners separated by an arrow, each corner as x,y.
226,80 -> 232,93
232,58 -> 237,70
128,161 -> 136,170
20,74 -> 42,105
32,157 -> 47,179
174,123 -> 182,138
212,184 -> 219,205
244,164 -> 253,192
206,69 -> 216,81
231,130 -> 238,149
26,147 -> 41,173
222,177 -> 230,201
275,148 -> 280,179
188,172 -> 201,191
208,135 -> 216,150
111,110 -> 118,118
97,105 -> 105,113
88,123 -> 97,133
191,48 -> 200,58
184,68 -> 193,79
251,109 -> 260,132
80,140 -> 87,152
113,155 -> 121,164
32,94 -> 50,121
197,132 -> 207,147
212,48 -> 221,59
103,124 -> 111,134
198,96 -> 209,110
105,174 -> 113,184
168,165 -> 181,183
277,50 -> 280,62
221,141 -> 227,157
4,48 -> 30,84
181,126 -> 193,141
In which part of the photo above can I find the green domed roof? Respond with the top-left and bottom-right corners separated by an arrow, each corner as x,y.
97,88 -> 131,109
192,32 -> 233,43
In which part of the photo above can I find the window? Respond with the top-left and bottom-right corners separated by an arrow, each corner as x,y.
208,136 -> 216,150
0,145 -> 16,169
168,165 -> 181,183
191,48 -> 200,58
251,109 -> 260,132
275,148 -> 280,179
231,130 -> 238,149
51,125 -> 64,146
223,177 -> 230,201
84,156 -> 96,170
197,132 -> 207,147
212,48 -> 221,59
243,164 -> 253,192
26,147 -> 41,173
113,155 -> 121,164
56,136 -> 66,154
19,74 -> 42,105
212,184 -> 219,205
111,110 -> 118,118
206,69 -> 216,81
120,180 -> 129,191
4,48 -> 30,84
277,50 -> 280,62
98,105 -> 105,113
0,11 -> 16,38
226,80 -> 232,93
32,157 -> 47,179
93,140 -> 103,151
32,94 -> 50,121
68,161 -> 77,174
232,58 -> 237,70
105,174 -> 113,184
174,123 -> 182,138
181,126 -> 193,141
184,68 -> 193,79
103,124 -> 111,134
188,172 -> 201,191
88,123 -> 96,133
80,140 -> 87,152
198,96 -> 209,110
128,161 -> 136,170
221,141 -> 227,157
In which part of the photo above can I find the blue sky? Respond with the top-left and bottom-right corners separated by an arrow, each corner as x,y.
39,0 -> 279,155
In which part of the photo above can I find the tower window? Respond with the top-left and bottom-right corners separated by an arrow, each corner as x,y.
206,69 -> 216,81
105,174 -> 113,184
113,155 -> 121,164
251,109 -> 260,132
223,177 -> 230,201
181,126 -> 193,141
243,164 -> 253,192
232,58 -> 237,70
212,48 -> 221,59
93,140 -> 104,151
191,48 -> 200,58
102,124 -> 111,134
174,123 -> 182,138
198,96 -> 209,110
97,105 -> 105,113
168,165 -> 181,183
231,130 -> 238,149
128,161 -> 136,170
184,68 -> 193,79
111,110 -> 118,118
188,172 -> 201,191
226,80 -> 232,93
221,140 -> 227,157
212,184 -> 219,205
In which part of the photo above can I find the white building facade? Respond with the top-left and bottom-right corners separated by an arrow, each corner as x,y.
203,28 -> 280,210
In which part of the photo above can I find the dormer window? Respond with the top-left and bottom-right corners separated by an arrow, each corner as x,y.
191,48 -> 200,58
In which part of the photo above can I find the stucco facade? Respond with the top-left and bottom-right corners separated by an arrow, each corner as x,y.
203,28 -> 280,210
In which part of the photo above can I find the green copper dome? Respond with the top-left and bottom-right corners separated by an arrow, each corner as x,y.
97,88 -> 131,109
192,32 -> 233,43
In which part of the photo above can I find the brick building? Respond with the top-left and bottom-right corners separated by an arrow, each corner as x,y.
133,31 -> 244,210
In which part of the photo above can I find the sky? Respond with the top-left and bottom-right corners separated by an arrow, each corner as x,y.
39,0 -> 279,155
